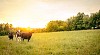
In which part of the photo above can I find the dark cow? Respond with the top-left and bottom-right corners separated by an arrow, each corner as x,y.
8,32 -> 14,40
20,32 -> 32,42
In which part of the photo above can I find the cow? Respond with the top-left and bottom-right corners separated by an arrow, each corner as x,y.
15,30 -> 21,41
8,32 -> 14,40
20,32 -> 32,42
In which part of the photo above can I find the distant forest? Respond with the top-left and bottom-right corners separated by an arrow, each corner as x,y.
46,10 -> 100,31
0,10 -> 100,35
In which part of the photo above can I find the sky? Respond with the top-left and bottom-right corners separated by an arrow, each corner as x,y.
0,0 -> 100,28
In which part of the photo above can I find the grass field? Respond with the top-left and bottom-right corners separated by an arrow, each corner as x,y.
0,30 -> 100,55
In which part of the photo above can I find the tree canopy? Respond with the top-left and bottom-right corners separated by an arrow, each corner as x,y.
46,10 -> 100,31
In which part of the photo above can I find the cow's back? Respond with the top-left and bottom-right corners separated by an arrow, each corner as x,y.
21,32 -> 32,39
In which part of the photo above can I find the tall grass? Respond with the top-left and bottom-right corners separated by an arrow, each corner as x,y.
0,30 -> 100,55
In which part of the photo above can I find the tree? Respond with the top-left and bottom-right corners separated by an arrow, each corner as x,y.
46,20 -> 67,32
89,10 -> 100,29
82,15 -> 90,29
67,16 -> 76,31
66,12 -> 90,30
5,23 -> 9,31
0,23 -> 13,36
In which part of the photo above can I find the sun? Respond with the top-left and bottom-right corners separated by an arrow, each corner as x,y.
11,18 -> 46,28
11,19 -> 31,28
10,12 -> 47,28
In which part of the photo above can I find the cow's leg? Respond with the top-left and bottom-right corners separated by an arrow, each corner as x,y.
15,35 -> 18,41
17,37 -> 20,41
12,38 -> 13,40
16,37 -> 17,41
23,38 -> 24,41
20,37 -> 21,41
17,37 -> 19,41
28,37 -> 30,42
21,38 -> 23,41
18,37 -> 20,41
9,37 -> 11,40
19,38 -> 21,41
12,37 -> 13,40
28,39 -> 30,42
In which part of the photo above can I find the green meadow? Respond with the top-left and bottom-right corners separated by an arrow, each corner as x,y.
0,30 -> 100,55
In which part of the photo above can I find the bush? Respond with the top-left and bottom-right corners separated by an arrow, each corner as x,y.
0,31 -> 8,36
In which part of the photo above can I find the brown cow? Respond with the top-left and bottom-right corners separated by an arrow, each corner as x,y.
8,32 -> 14,40
20,32 -> 32,42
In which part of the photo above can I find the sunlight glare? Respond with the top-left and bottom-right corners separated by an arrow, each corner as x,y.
12,18 -> 46,28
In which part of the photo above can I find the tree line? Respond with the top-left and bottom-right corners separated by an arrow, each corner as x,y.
46,10 -> 100,31
0,10 -> 100,35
